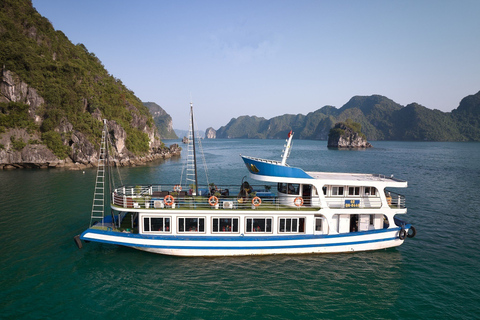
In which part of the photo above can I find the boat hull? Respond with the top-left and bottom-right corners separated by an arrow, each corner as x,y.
80,227 -> 408,257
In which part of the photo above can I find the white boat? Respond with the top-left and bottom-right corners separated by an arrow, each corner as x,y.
78,105 -> 416,256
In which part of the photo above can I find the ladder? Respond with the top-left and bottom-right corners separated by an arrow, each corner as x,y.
89,120 -> 108,227
185,106 -> 197,194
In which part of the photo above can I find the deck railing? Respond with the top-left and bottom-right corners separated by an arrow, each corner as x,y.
110,185 -> 406,210
386,190 -> 406,209
111,184 -> 287,210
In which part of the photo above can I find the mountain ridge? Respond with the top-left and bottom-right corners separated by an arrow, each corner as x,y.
215,92 -> 480,141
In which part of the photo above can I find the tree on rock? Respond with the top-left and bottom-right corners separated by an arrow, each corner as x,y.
327,119 -> 372,148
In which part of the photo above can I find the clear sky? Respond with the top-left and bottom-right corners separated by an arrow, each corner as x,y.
32,0 -> 480,131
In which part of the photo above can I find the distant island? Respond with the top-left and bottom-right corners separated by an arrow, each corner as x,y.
174,129 -> 205,139
213,92 -> 480,141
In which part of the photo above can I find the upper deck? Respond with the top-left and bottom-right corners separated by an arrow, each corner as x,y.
306,171 -> 407,187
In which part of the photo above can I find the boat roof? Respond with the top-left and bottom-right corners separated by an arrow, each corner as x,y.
241,155 -> 407,187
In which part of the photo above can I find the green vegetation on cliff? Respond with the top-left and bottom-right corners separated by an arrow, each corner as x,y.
0,0 -> 155,156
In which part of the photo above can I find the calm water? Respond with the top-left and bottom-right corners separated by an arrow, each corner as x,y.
1,140 -> 479,319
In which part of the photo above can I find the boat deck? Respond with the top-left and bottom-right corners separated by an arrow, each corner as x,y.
109,183 -> 405,211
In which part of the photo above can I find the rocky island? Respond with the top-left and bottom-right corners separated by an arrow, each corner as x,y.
205,127 -> 216,139
327,121 -> 372,149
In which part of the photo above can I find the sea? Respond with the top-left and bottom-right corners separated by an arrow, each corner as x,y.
1,139 -> 479,319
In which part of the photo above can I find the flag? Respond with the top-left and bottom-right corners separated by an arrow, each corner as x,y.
287,130 -> 292,138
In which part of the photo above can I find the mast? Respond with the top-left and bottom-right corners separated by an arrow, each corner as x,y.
190,103 -> 199,195
281,130 -> 294,166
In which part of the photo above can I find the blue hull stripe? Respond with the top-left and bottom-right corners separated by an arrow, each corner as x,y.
81,227 -> 399,241
81,229 -> 401,251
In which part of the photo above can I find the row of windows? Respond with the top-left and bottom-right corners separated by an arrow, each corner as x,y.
278,183 -> 378,197
143,217 -> 307,234
328,186 -> 377,197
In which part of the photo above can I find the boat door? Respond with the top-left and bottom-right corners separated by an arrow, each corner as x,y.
302,184 -> 312,207
314,214 -> 328,234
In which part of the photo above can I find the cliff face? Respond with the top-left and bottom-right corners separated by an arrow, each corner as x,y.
1,68 -> 44,123
205,127 -> 216,139
144,102 -> 178,139
327,122 -> 372,148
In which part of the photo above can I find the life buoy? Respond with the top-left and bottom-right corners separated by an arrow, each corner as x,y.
174,185 -> 182,192
208,196 -> 219,206
407,226 -> 416,238
252,196 -> 262,207
294,197 -> 303,207
398,228 -> 406,240
164,195 -> 175,206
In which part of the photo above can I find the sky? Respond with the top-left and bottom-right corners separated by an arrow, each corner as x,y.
32,0 -> 480,131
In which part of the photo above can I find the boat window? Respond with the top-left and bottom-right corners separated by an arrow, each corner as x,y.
364,187 -> 377,196
277,183 -> 288,194
143,217 -> 149,232
246,218 -> 272,233
349,187 -> 360,196
212,218 -> 239,233
332,186 -> 344,196
322,187 -> 327,195
315,218 -> 322,231
143,217 -> 171,233
278,183 -> 299,195
288,184 -> 300,195
279,217 -> 305,233
178,217 -> 205,233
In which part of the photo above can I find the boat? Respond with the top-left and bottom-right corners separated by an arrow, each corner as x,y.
78,104 -> 416,256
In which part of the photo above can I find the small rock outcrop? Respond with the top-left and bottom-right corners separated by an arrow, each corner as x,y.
205,127 -> 216,139
327,122 -> 372,148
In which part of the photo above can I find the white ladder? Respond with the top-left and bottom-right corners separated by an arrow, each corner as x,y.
185,111 -> 196,192
89,121 -> 107,227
